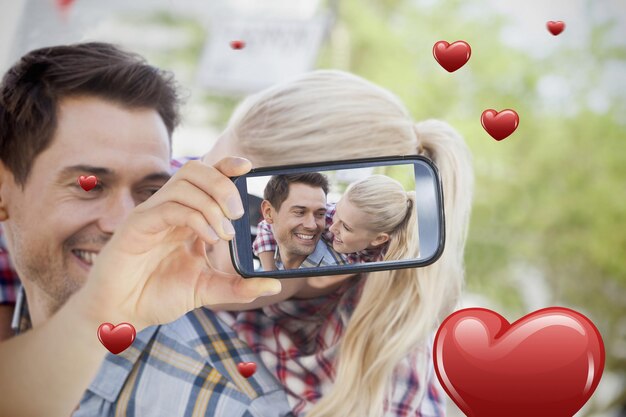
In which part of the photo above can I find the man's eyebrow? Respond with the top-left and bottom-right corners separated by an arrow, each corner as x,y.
290,205 -> 327,211
58,165 -> 114,179
58,165 -> 171,183
141,172 -> 171,183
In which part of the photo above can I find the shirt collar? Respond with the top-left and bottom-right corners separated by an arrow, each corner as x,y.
274,239 -> 345,270
85,325 -> 160,402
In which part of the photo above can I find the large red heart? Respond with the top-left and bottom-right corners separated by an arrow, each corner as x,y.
77,175 -> 98,191
433,40 -> 471,73
481,109 -> 519,141
97,323 -> 136,355
434,307 -> 605,417
237,362 -> 257,378
547,21 -> 566,36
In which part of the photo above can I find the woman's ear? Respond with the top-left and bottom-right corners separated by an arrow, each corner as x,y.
260,200 -> 274,224
369,233 -> 389,247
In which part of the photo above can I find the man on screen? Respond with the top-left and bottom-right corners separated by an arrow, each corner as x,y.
259,173 -> 346,270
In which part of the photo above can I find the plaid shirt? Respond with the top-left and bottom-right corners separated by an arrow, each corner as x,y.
253,204 -> 388,265
0,226 -> 19,305
75,277 -> 446,417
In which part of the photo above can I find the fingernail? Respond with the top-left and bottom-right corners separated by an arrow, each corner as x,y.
222,218 -> 236,236
207,226 -> 219,241
227,196 -> 245,219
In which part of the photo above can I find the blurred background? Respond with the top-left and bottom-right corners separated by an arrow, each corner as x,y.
1,0 -> 624,415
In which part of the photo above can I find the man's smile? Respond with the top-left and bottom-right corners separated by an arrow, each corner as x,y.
71,249 -> 100,267
294,232 -> 316,244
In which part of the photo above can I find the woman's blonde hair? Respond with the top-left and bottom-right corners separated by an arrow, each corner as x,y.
344,175 -> 418,256
226,70 -> 473,417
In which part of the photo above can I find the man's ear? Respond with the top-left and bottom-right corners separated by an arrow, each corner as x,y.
369,233 -> 390,248
0,162 -> 11,221
260,200 -> 274,224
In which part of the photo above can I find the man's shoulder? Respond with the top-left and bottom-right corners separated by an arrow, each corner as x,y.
77,309 -> 262,416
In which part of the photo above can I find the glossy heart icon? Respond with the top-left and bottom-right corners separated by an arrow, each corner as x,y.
433,307 -> 605,417
78,175 -> 98,191
481,109 -> 519,140
230,40 -> 246,50
433,40 -> 471,72
97,323 -> 136,355
547,21 -> 566,36
237,362 -> 257,378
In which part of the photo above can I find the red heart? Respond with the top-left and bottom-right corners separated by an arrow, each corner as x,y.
77,175 -> 98,191
547,20 -> 566,36
433,40 -> 471,72
237,361 -> 257,378
97,323 -> 136,355
230,40 -> 246,50
434,307 -> 605,417
481,109 -> 519,141
55,0 -> 75,10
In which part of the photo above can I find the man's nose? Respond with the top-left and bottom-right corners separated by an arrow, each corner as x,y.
97,191 -> 136,234
302,213 -> 318,230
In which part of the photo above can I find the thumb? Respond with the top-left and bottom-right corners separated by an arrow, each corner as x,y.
212,157 -> 252,178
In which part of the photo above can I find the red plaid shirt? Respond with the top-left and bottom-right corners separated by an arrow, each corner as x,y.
252,203 -> 388,264
216,276 -> 446,416
0,226 -> 18,305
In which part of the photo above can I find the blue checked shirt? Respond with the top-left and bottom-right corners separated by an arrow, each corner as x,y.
74,308 -> 295,417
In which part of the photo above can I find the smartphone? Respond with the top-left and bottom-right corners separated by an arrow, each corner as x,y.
229,155 -> 445,278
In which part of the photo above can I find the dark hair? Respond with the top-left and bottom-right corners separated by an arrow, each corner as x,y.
0,42 -> 181,187
264,173 -> 329,211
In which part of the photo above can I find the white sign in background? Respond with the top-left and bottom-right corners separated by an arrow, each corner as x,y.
198,15 -> 330,95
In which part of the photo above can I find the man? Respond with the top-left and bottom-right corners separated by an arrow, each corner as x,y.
0,43 -> 179,335
260,174 -> 346,270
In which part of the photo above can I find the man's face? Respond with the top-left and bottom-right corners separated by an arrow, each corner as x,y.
268,183 -> 327,263
0,96 -> 171,316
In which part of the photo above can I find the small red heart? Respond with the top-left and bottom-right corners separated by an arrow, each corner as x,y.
230,40 -> 246,50
237,361 -> 257,378
433,40 -> 471,73
547,20 -> 566,36
481,109 -> 519,141
97,323 -> 136,355
434,307 -> 605,417
55,0 -> 75,10
77,175 -> 98,191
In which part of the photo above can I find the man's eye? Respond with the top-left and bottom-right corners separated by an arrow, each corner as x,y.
141,188 -> 161,197
74,183 -> 103,192
294,211 -> 304,216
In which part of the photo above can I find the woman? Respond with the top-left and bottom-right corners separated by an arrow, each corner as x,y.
253,174 -> 417,270
0,70 -> 473,417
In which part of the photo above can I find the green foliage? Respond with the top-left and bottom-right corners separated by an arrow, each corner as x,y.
319,0 -> 625,412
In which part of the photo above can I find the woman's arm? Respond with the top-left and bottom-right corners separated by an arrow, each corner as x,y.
258,251 -> 277,271
0,157 -> 282,417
